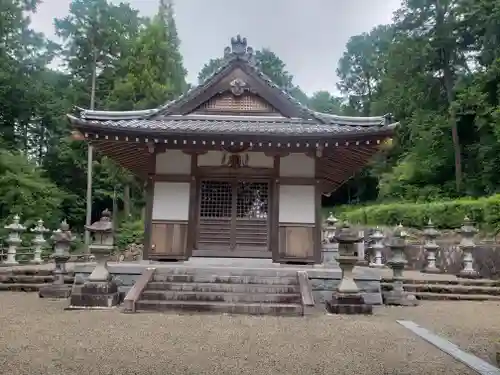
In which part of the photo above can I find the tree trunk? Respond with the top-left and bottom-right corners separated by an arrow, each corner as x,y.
436,0 -> 462,192
123,184 -> 131,218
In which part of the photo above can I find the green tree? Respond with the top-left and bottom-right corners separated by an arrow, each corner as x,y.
197,48 -> 309,103
308,91 -> 342,114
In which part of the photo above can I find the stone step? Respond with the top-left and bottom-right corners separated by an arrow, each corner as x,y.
154,267 -> 300,278
0,275 -> 74,284
146,281 -> 299,294
413,292 -> 500,301
381,283 -> 500,295
0,283 -> 46,292
381,277 -> 500,287
135,300 -> 303,316
153,274 -> 298,285
141,290 -> 302,303
0,269 -> 56,276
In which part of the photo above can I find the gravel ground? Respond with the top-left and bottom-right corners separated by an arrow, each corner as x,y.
0,294 -> 479,375
379,300 -> 500,364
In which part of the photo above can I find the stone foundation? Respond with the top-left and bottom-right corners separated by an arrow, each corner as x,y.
68,280 -> 120,309
72,261 -> 383,309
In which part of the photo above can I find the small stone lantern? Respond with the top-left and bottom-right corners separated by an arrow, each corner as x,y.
384,224 -> 418,306
325,221 -> 372,315
322,213 -> 339,267
3,215 -> 26,265
39,220 -> 75,298
422,219 -> 440,274
458,216 -> 479,279
68,209 -> 119,309
369,227 -> 385,268
31,219 -> 49,264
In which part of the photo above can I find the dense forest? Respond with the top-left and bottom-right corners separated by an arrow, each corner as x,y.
1,0 -> 500,232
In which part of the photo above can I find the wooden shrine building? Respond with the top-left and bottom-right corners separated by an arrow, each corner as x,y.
68,36 -> 396,264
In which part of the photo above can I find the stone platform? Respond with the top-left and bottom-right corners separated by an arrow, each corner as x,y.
72,257 -> 384,306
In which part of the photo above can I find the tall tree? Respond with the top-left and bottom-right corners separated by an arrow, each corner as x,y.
158,0 -> 187,94
55,0 -> 141,109
337,25 -> 393,116
108,2 -> 187,110
394,0 -> 469,191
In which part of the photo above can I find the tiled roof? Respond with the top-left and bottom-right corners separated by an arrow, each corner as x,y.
69,115 -> 395,137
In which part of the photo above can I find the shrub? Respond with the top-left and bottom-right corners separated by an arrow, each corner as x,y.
115,219 -> 144,250
333,194 -> 500,231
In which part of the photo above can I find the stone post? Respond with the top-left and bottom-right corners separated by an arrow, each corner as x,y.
356,229 -> 368,266
325,221 -> 372,315
39,220 -> 74,298
322,212 -> 338,267
369,227 -> 385,268
384,224 -> 418,306
422,219 -> 440,273
458,216 -> 479,279
3,215 -> 26,265
68,209 -> 120,309
30,219 -> 49,264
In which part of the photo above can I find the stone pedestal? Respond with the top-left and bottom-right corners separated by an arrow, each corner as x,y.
31,219 -> 49,264
322,213 -> 339,267
457,217 -> 479,279
322,243 -> 339,267
3,215 -> 25,265
422,220 -> 441,274
68,209 -> 119,309
369,227 -> 385,268
39,220 -> 74,299
384,224 -> 418,306
325,222 -> 372,315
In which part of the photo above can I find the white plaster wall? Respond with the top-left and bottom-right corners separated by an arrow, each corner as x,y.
279,185 -> 315,223
197,151 -> 223,167
280,154 -> 315,177
197,151 -> 274,168
248,152 -> 274,168
152,182 -> 190,221
155,150 -> 191,175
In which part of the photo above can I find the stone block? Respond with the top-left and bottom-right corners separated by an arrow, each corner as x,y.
68,280 -> 120,309
38,284 -> 72,299
325,294 -> 373,315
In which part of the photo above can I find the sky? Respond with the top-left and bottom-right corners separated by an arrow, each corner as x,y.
30,0 -> 401,95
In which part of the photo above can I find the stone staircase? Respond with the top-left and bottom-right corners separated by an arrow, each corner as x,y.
135,269 -> 305,316
381,278 -> 500,301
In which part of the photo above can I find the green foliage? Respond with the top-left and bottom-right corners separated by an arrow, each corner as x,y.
0,150 -> 65,228
114,220 -> 144,250
336,194 -> 500,231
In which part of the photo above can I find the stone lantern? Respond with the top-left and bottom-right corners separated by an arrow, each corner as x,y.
68,209 -> 119,309
458,216 -> 479,279
322,212 -> 338,267
30,219 -> 49,264
39,220 -> 75,298
3,215 -> 26,265
369,227 -> 385,268
385,224 -> 418,306
422,219 -> 440,274
325,221 -> 372,314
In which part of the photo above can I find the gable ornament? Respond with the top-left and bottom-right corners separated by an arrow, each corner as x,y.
230,78 -> 247,96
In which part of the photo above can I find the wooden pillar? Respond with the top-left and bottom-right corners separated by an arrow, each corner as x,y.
142,146 -> 157,260
271,155 -> 281,262
185,153 -> 199,258
314,153 -> 323,264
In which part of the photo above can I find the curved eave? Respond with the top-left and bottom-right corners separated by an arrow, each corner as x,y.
67,114 -> 397,140
75,106 -> 161,121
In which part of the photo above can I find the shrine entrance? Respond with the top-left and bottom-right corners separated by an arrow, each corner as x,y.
194,178 -> 271,258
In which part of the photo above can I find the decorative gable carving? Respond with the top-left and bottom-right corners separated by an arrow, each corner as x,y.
193,92 -> 279,115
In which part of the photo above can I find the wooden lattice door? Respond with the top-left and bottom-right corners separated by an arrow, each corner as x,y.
197,179 -> 270,255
